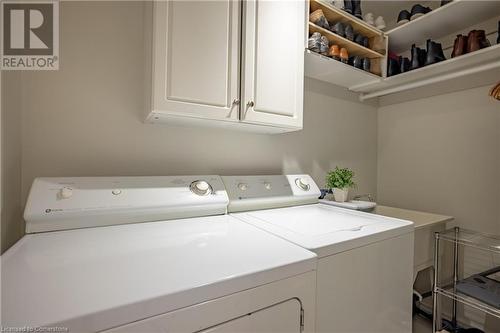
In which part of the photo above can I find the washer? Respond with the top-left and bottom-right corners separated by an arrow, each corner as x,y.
223,174 -> 415,333
2,176 -> 317,333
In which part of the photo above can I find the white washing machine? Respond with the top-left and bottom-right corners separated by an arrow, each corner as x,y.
2,176 -> 317,333
222,175 -> 415,333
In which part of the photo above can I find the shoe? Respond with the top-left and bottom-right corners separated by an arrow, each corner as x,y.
441,0 -> 452,6
343,0 -> 353,14
332,0 -> 344,10
399,56 -> 410,73
397,10 -> 411,26
387,58 -> 400,77
410,4 -> 431,20
308,32 -> 321,53
375,16 -> 386,30
362,36 -> 369,48
352,0 -> 362,19
451,34 -> 467,58
467,30 -> 490,53
340,47 -> 349,64
362,58 -> 370,72
363,13 -> 374,25
425,39 -> 445,66
309,9 -> 330,29
319,35 -> 330,55
352,56 -> 363,69
328,44 -> 340,60
354,34 -> 364,46
345,24 -> 354,41
331,22 -> 345,37
410,44 -> 423,70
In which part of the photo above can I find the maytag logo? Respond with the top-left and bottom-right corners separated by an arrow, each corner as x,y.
1,0 -> 59,70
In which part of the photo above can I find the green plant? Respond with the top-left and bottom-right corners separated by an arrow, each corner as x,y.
326,167 -> 356,189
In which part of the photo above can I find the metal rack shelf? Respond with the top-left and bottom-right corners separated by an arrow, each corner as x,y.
433,227 -> 500,333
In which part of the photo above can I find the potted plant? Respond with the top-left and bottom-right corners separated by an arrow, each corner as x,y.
326,167 -> 356,202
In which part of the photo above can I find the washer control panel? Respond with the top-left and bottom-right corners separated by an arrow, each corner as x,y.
24,176 -> 228,233
222,175 -> 321,212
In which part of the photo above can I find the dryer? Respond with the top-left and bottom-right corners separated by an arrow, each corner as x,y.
223,175 -> 415,333
2,176 -> 317,333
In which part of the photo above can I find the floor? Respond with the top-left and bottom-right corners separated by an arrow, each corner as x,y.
414,315 -> 433,333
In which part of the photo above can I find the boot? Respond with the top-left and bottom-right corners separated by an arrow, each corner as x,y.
387,58 -> 400,77
476,30 -> 491,49
467,30 -> 480,52
425,39 -> 445,66
319,36 -> 329,56
308,32 -> 321,53
328,44 -> 340,60
410,44 -> 422,70
340,48 -> 349,64
399,56 -> 410,73
362,58 -> 370,72
451,34 -> 467,58
352,56 -> 363,69
331,22 -> 345,37
352,0 -> 362,19
309,9 -> 330,30
343,0 -> 353,14
345,24 -> 354,41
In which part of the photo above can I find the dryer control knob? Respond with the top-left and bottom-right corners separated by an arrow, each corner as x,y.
190,180 -> 212,196
238,183 -> 248,191
264,182 -> 272,190
60,187 -> 73,199
295,178 -> 310,191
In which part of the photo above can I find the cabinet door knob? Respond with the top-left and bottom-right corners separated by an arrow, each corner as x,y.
247,100 -> 255,108
232,98 -> 240,105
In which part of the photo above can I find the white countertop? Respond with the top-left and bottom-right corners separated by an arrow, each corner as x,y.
373,205 -> 453,230
2,215 -> 316,332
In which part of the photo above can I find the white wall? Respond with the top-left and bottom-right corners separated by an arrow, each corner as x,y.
0,1 -> 378,252
377,86 -> 500,234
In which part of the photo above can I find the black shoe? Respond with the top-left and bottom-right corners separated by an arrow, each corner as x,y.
345,24 -> 354,41
397,10 -> 411,25
410,4 -> 431,19
331,22 -> 345,37
362,36 -> 369,48
399,56 -> 410,73
354,34 -> 364,46
425,39 -> 446,66
441,0 -> 452,6
352,0 -> 362,19
344,0 -> 353,14
410,44 -> 423,70
387,58 -> 401,77
362,58 -> 370,72
352,56 -> 364,69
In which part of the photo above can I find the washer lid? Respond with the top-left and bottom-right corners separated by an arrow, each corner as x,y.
2,215 -> 316,332
233,204 -> 414,258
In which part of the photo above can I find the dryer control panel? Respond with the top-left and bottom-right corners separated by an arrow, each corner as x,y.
222,175 -> 321,213
24,176 -> 228,233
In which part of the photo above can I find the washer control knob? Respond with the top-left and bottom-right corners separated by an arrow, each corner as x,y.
60,187 -> 73,199
295,178 -> 310,191
112,189 -> 122,195
190,180 -> 212,196
264,182 -> 272,190
238,183 -> 248,191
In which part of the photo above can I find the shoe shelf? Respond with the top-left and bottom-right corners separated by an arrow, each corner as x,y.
387,0 -> 500,54
310,0 -> 384,38
350,43 -> 500,100
309,22 -> 384,59
304,50 -> 380,88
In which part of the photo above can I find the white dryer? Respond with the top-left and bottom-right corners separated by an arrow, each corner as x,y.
223,175 -> 415,333
2,176 -> 317,333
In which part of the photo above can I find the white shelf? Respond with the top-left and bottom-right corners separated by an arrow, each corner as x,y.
304,50 -> 381,88
387,0 -> 500,53
350,43 -> 500,99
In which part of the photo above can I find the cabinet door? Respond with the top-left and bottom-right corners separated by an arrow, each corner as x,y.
241,0 -> 306,130
152,0 -> 240,122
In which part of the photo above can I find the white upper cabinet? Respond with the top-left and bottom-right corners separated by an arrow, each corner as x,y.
150,0 -> 240,123
241,0 -> 306,130
147,0 -> 306,133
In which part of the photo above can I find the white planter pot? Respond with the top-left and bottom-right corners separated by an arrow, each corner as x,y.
333,188 -> 349,202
